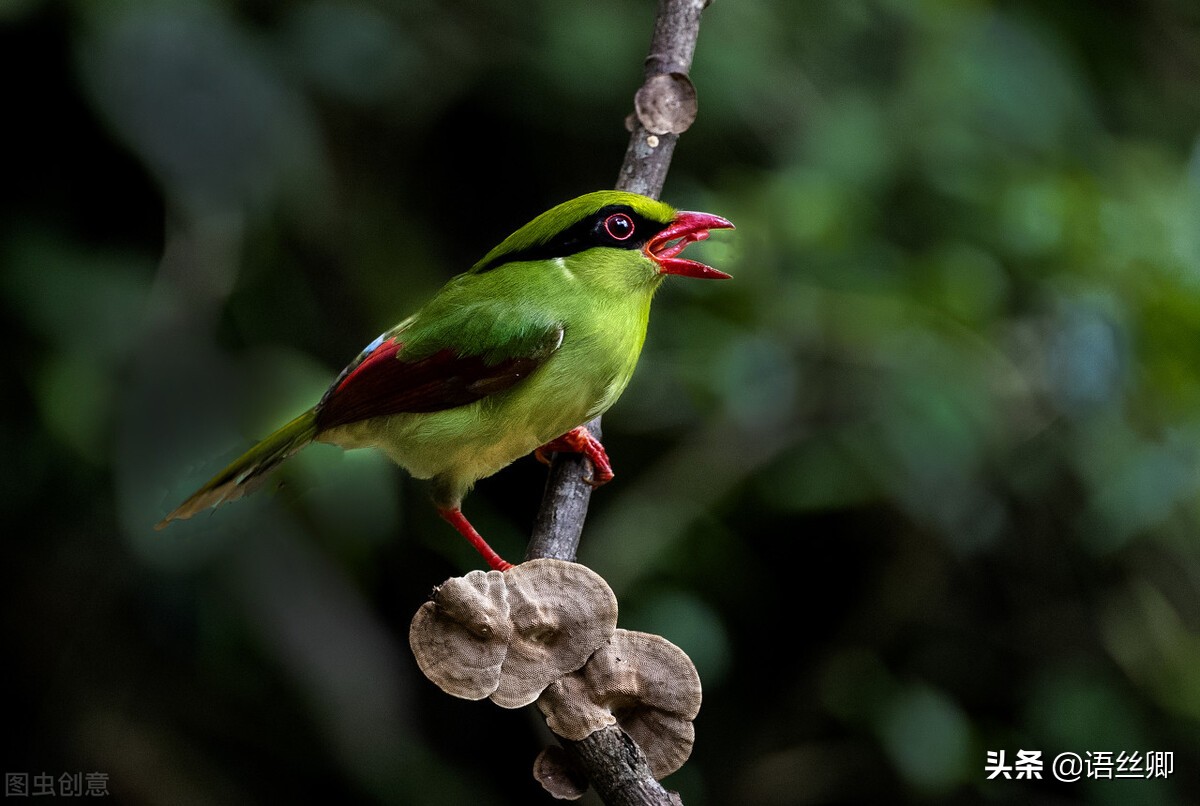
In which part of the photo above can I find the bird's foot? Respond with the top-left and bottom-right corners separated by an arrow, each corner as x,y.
437,507 -> 514,571
535,426 -> 614,487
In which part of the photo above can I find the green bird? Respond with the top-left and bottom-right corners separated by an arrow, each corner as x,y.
157,190 -> 733,570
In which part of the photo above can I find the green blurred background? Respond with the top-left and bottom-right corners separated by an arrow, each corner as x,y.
3,0 -> 1199,803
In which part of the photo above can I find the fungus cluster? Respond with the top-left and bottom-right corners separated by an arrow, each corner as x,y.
537,629 -> 701,779
533,628 -> 701,799
409,559 -> 618,708
409,559 -> 702,799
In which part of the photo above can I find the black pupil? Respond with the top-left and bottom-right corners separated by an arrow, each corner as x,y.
606,214 -> 633,240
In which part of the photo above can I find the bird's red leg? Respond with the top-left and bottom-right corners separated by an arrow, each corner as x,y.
534,426 -> 614,487
437,508 -> 513,571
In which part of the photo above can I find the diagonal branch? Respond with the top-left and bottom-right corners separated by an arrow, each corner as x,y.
524,1 -> 715,803
526,0 -> 712,562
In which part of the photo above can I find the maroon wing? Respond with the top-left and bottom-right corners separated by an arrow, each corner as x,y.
314,328 -> 562,432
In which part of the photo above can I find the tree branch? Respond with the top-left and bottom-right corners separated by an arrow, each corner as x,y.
524,1 -> 714,803
525,0 -> 711,562
561,729 -> 682,806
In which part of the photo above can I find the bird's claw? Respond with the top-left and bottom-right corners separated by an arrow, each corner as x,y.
582,471 -> 612,488
536,426 -> 613,488
581,462 -> 614,488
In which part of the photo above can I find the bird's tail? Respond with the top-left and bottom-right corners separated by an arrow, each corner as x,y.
156,408 -> 319,529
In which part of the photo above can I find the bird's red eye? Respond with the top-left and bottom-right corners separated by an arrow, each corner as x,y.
604,213 -> 635,241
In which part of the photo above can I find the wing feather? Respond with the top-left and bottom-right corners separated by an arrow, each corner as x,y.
314,324 -> 563,431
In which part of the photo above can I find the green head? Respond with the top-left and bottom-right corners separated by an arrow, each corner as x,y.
470,191 -> 733,291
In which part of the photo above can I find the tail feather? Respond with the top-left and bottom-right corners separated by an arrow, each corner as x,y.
156,409 -> 319,529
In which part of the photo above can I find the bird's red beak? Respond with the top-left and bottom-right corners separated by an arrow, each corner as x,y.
645,210 -> 735,279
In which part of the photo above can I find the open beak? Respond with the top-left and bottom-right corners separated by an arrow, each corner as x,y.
645,210 -> 735,279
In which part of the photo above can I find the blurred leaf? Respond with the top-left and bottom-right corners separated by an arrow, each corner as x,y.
76,3 -> 325,216
877,684 -> 972,794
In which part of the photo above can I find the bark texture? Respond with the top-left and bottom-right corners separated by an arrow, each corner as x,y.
525,1 -> 715,803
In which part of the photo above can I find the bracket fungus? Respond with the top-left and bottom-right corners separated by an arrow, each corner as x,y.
409,559 -> 618,708
532,745 -> 589,801
634,72 -> 698,135
537,629 -> 702,781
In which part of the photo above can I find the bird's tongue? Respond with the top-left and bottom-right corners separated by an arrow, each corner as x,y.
647,211 -> 734,279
